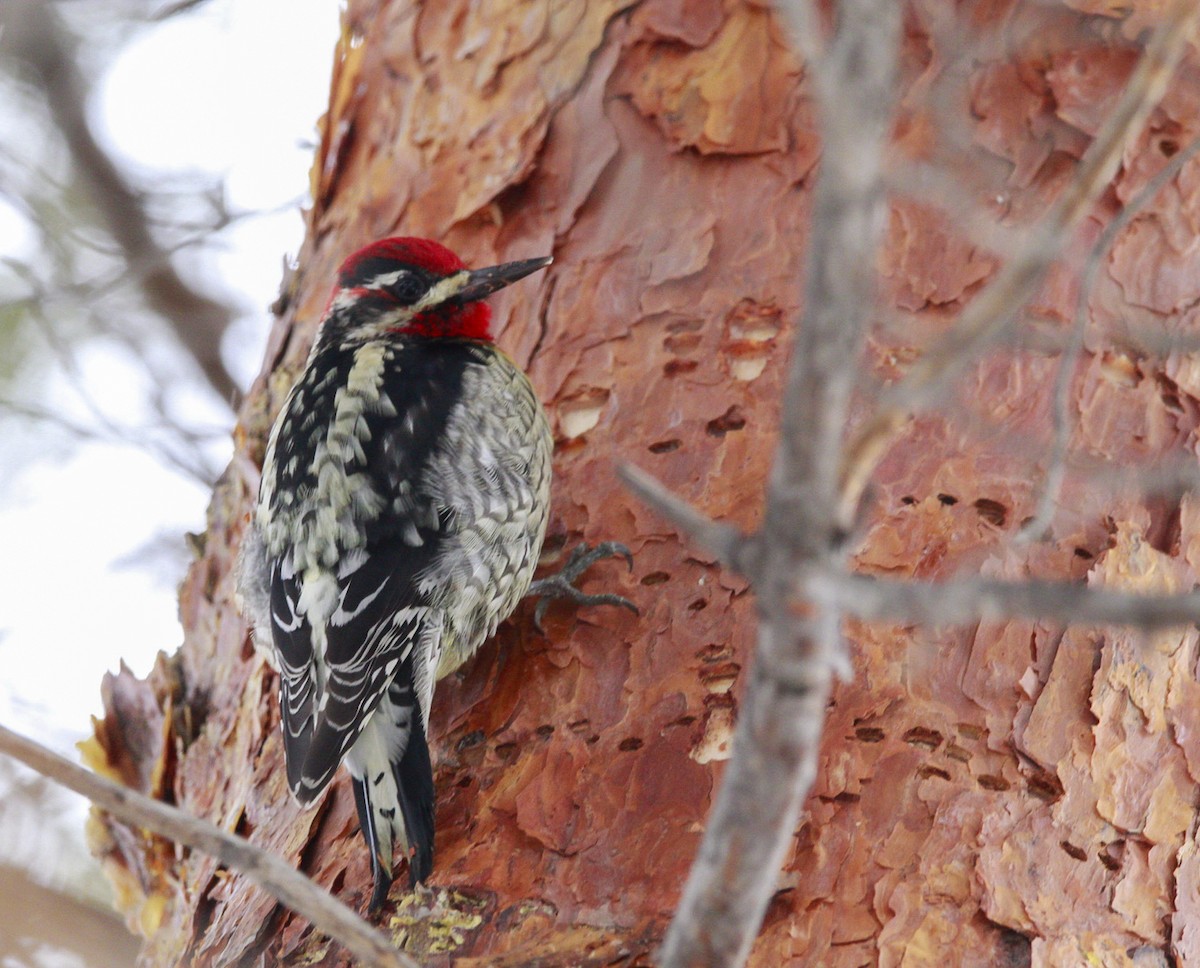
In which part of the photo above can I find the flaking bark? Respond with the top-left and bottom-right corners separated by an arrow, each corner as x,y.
85,0 -> 1200,964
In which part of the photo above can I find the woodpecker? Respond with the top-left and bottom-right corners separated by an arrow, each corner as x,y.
238,237 -> 632,912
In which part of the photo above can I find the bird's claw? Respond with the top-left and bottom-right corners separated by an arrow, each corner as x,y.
528,541 -> 638,631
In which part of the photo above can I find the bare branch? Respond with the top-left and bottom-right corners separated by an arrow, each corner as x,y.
839,0 -> 1200,522
1019,131 -> 1200,541
617,464 -> 751,574
807,570 -> 1200,630
656,2 -> 901,965
0,724 -> 418,968
887,162 -> 1027,261
2,1 -> 241,407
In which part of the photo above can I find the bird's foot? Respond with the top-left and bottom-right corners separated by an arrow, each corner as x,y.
528,541 -> 639,631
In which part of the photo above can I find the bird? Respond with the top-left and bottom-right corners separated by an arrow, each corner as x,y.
238,236 -> 633,911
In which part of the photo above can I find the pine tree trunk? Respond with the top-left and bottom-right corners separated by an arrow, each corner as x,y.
87,0 -> 1200,964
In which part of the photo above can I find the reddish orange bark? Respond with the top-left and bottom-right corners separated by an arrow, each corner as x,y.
87,0 -> 1200,964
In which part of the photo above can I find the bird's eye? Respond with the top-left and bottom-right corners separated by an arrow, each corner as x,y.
385,272 -> 424,304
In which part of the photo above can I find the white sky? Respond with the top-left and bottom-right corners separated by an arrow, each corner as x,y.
0,0 -> 340,754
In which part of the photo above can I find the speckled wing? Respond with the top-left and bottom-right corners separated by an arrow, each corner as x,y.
262,338 -> 475,801
289,539 -> 442,799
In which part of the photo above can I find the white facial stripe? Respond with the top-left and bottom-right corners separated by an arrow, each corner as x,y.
367,268 -> 411,289
327,268 -> 470,341
411,271 -> 469,312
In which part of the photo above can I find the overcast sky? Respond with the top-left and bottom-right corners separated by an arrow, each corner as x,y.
0,0 -> 339,754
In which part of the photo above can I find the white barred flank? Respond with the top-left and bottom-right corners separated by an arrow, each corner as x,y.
419,350 -> 552,684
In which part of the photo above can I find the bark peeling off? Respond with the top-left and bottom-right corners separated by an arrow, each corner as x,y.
85,0 -> 1200,964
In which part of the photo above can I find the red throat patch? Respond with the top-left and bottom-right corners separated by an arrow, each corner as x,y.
402,301 -> 492,341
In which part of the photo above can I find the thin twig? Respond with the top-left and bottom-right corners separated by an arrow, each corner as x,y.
1018,131 -> 1200,541
887,161 -> 1026,261
617,464 -> 752,574
878,307 -> 1200,359
0,723 -> 418,968
656,2 -> 900,966
4,253 -> 224,484
839,0 -> 1200,523
994,313 -> 1200,358
806,571 -> 1200,629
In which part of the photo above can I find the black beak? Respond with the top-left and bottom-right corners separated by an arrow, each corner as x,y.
454,256 -> 553,303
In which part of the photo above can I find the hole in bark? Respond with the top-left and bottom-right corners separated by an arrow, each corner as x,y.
618,737 -> 644,752
697,644 -> 730,662
568,719 -> 590,733
973,498 -> 1007,527
640,571 -> 670,585
456,776 -> 472,788
855,726 -> 885,743
701,663 -> 740,694
730,353 -> 769,381
706,406 -> 747,437
1059,840 -> 1087,861
977,774 -> 1011,791
903,726 -> 944,749
1073,547 -> 1094,559
494,742 -> 518,761
725,299 -> 782,342
558,388 -> 611,439
648,439 -> 681,454
664,359 -> 699,377
917,765 -> 951,781
944,743 -> 971,762
688,598 -> 708,611
937,493 -> 959,506
1026,771 -> 1064,802
1161,138 -> 1180,157
900,495 -> 917,506
455,730 -> 485,752
535,724 -> 555,739
1099,843 -> 1123,871
668,715 -> 697,728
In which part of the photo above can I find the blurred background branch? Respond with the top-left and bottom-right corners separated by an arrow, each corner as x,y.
0,1 -> 332,964
1,0 -> 240,408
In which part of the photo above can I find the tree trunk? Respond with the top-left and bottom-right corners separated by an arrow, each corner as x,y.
87,0 -> 1200,965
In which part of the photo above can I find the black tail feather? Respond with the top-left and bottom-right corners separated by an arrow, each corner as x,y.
351,774 -> 394,913
396,716 -> 435,886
